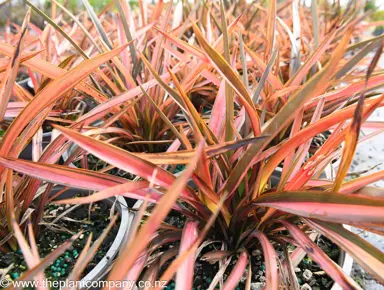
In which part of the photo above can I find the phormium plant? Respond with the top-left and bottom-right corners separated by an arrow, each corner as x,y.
0,0 -> 384,289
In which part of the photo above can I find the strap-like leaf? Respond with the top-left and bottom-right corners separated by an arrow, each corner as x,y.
304,218 -> 384,284
252,191 -> 384,224
176,221 -> 199,290
280,221 -> 361,290
222,252 -> 248,290
250,231 -> 279,290
0,45 -> 129,163
54,125 -> 194,199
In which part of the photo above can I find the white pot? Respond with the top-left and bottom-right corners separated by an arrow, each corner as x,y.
80,196 -> 134,287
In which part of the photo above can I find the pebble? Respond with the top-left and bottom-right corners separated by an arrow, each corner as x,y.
301,283 -> 312,290
313,271 -> 325,276
259,276 -> 266,282
252,249 -> 262,256
303,269 -> 313,281
240,269 -> 248,283
250,282 -> 266,290
294,267 -> 301,273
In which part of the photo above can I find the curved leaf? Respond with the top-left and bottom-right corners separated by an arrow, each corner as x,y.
53,125 -> 196,199
0,45 -> 129,162
250,231 -> 278,290
280,220 -> 361,290
0,157 -> 126,190
176,221 -> 199,290
55,181 -> 165,206
106,142 -> 204,284
304,219 -> 384,284
0,9 -> 30,120
222,252 -> 248,290
253,191 -> 384,224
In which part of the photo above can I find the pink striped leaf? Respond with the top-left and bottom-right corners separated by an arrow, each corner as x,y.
222,252 -> 248,290
53,125 -> 194,199
280,220 -> 362,290
249,231 -> 278,290
304,218 -> 384,284
0,157 -> 127,190
176,221 -> 199,290
252,191 -> 384,224
106,142 -> 204,285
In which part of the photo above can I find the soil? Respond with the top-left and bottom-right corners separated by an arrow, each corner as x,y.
351,263 -> 384,290
0,201 -> 120,288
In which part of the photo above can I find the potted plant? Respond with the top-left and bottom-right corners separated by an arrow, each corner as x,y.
1,0 -> 384,289
40,14 -> 384,290
0,2 -> 147,285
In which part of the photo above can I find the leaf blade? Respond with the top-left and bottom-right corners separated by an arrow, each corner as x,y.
280,220 -> 361,290
304,219 -> 384,284
252,191 -> 384,224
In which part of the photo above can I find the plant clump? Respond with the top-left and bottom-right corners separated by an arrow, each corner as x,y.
0,0 -> 383,289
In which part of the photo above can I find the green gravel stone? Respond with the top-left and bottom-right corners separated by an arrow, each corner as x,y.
11,273 -> 20,279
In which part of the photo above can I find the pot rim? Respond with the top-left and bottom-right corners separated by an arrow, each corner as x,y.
80,195 -> 133,287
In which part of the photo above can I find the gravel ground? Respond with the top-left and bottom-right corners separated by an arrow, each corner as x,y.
348,107 -> 384,289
